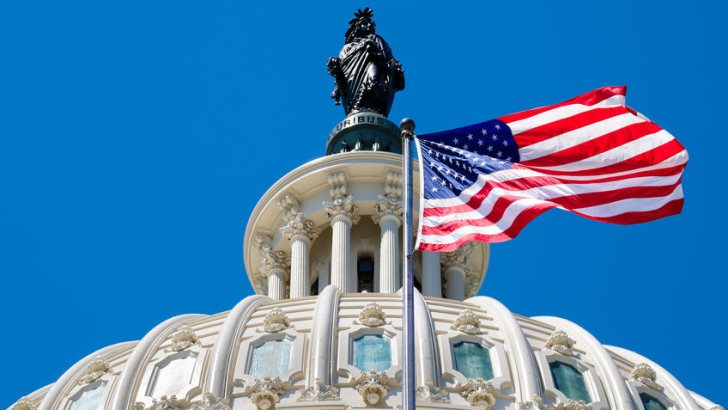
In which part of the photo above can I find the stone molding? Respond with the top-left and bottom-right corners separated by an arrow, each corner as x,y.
357,302 -> 387,327
353,370 -> 394,406
456,378 -> 498,409
165,326 -> 200,353
134,393 -> 230,410
296,381 -> 341,402
630,362 -> 661,390
77,356 -> 111,384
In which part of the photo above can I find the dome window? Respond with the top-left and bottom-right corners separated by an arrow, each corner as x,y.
639,393 -> 668,410
357,257 -> 375,292
549,361 -> 591,403
249,339 -> 292,379
66,381 -> 107,410
452,341 -> 494,380
352,334 -> 392,372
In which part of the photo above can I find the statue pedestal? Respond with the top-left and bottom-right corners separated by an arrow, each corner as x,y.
326,112 -> 401,155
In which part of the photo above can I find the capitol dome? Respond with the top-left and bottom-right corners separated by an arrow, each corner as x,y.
9,149 -> 723,410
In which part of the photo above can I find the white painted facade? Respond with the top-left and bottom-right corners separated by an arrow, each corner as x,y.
9,152 -> 722,410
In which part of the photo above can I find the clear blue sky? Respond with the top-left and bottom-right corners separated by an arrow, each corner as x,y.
1,1 -> 726,407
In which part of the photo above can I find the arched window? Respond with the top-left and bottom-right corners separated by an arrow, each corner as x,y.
549,361 -> 591,403
249,339 -> 291,378
357,256 -> 374,292
68,382 -> 107,410
352,334 -> 392,372
639,393 -> 668,410
452,341 -> 494,380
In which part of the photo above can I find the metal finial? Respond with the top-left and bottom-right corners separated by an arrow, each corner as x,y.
400,118 -> 415,134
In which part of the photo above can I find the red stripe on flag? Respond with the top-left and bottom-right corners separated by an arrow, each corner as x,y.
520,121 -> 664,167
498,86 -> 626,124
513,106 -> 628,148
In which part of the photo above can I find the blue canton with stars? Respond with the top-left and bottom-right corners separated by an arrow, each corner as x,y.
417,119 -> 519,200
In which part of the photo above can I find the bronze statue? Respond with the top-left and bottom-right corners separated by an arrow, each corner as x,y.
328,8 -> 405,117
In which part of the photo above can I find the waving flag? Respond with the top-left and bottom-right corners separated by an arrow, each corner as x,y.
415,86 -> 688,252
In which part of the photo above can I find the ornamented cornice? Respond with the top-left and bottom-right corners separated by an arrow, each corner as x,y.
357,302 -> 386,327
78,356 -> 111,384
166,325 -> 200,352
134,393 -> 230,410
280,212 -> 319,241
10,398 -> 37,410
441,243 -> 473,275
372,171 -> 403,225
630,362 -> 661,390
354,371 -> 393,406
451,309 -> 481,335
297,381 -> 341,402
517,396 -> 544,410
545,330 -> 576,355
456,379 -> 498,409
263,308 -> 291,333
323,172 -> 360,224
416,382 -> 450,403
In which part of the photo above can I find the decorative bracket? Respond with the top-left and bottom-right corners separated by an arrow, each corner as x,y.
416,380 -> 450,403
297,379 -> 341,402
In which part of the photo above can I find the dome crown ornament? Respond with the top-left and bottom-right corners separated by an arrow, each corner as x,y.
545,330 -> 576,355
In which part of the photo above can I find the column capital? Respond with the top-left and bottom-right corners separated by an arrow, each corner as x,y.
281,212 -> 319,242
324,171 -> 360,224
441,242 -> 473,275
254,234 -> 290,277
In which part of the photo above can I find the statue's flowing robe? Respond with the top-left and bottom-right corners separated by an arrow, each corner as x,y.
338,34 -> 399,116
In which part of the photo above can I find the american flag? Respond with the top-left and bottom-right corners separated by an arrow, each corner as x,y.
415,86 -> 688,252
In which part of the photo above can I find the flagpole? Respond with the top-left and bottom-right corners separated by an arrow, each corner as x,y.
400,118 -> 416,410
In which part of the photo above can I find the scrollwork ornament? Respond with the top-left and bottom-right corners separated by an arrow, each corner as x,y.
545,330 -> 576,355
263,308 -> 291,333
297,381 -> 341,402
244,377 -> 289,410
456,379 -> 498,409
357,302 -> 386,327
78,356 -> 111,384
166,325 -> 200,352
630,362 -> 661,390
451,309 -> 481,335
354,370 -> 392,406
416,382 -> 450,403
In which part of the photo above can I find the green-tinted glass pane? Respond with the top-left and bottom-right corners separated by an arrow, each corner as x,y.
249,339 -> 291,378
69,382 -> 107,410
353,334 -> 392,371
640,393 -> 668,410
453,341 -> 494,380
549,361 -> 591,403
